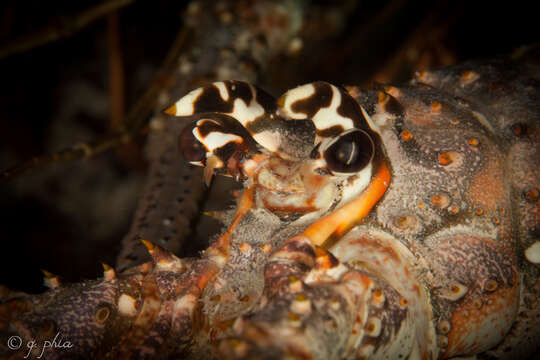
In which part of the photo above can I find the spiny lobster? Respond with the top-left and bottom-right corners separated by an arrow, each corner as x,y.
1,55 -> 539,359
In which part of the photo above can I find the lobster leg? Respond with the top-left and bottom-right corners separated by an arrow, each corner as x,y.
216,226 -> 437,360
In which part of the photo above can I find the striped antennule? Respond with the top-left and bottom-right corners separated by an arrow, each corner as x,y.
179,117 -> 248,166
166,80 -> 291,155
277,81 -> 374,143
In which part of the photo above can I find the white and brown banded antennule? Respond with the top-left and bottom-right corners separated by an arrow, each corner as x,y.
168,80 -> 388,226
277,81 -> 376,141
166,80 -> 284,154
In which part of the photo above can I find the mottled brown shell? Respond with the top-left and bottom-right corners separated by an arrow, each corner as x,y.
347,57 -> 540,358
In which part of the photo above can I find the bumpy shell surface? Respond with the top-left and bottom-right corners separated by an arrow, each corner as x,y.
343,57 -> 540,358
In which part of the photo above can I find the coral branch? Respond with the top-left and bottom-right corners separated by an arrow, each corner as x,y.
0,0 -> 134,61
1,130 -> 142,182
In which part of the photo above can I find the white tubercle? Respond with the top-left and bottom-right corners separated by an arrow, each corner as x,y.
525,241 -> 540,264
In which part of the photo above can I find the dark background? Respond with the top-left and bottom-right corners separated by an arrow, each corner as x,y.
0,0 -> 538,293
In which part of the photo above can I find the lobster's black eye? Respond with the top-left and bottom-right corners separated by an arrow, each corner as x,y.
179,123 -> 207,163
324,129 -> 374,173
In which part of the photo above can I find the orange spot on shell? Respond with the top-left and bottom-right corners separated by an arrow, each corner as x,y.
259,243 -> 273,254
437,281 -> 468,301
393,214 -> 419,231
431,194 -> 450,208
366,322 -> 375,332
524,187 -> 540,202
358,274 -> 373,289
372,289 -> 384,304
437,320 -> 451,334
511,123 -> 527,137
448,205 -> 459,214
474,208 -> 484,216
484,280 -> 498,292
468,138 -> 479,146
401,130 -> 413,141
431,101 -> 442,114
238,242 -> 252,254
399,298 -> 408,308
438,152 -> 453,165
94,306 -> 110,324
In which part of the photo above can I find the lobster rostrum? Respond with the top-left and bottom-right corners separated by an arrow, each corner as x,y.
2,58 -> 539,360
